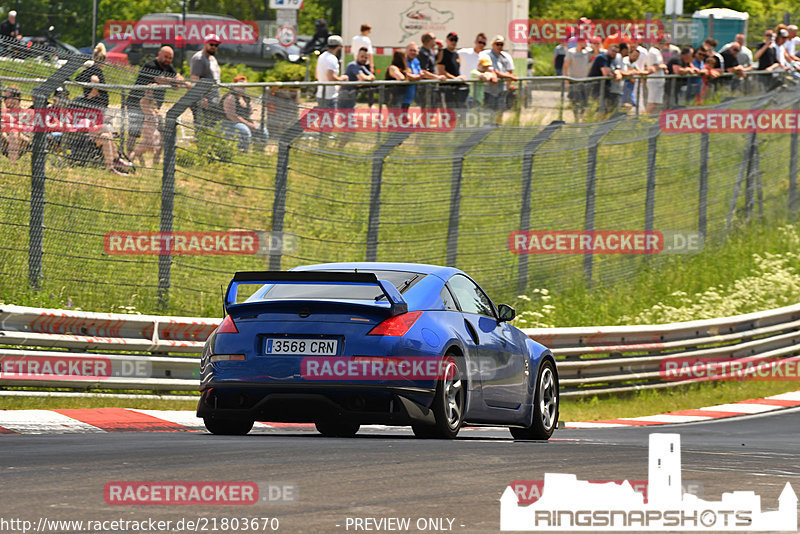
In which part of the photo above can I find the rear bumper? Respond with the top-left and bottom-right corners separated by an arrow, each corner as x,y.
197,381 -> 436,426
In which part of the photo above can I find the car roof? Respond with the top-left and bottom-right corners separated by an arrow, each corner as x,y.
292,262 -> 463,282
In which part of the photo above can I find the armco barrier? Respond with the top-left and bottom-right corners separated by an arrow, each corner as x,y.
1,304 -> 799,395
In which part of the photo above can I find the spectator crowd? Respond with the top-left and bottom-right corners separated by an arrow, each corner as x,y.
3,11 -> 800,172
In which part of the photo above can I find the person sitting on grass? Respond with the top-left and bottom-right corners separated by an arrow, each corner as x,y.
221,75 -> 268,152
70,74 -> 133,175
1,85 -> 31,162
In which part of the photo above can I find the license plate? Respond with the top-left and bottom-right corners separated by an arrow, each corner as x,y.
265,338 -> 338,356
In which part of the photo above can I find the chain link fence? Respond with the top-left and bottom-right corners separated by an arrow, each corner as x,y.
1,35 -> 798,316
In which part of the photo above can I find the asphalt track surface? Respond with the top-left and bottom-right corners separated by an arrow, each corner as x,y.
1,408 -> 798,534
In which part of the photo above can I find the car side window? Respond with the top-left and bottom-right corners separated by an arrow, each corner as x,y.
447,275 -> 496,317
440,286 -> 458,311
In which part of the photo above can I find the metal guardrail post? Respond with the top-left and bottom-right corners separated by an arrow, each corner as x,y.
583,117 -> 623,283
28,57 -> 86,291
268,120 -> 305,271
159,80 -> 212,310
790,102 -> 798,216
644,123 -> 661,232
699,132 -> 709,239
517,121 -> 565,294
446,125 -> 496,267
559,79 -> 565,121
366,132 -> 411,261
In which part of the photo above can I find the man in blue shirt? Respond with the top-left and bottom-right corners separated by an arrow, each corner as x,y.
404,42 -> 423,110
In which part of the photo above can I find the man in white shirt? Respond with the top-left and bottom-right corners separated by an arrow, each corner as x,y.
316,35 -> 348,108
458,32 -> 487,77
563,38 -> 592,119
351,23 -> 374,74
786,25 -> 800,58
645,39 -> 668,114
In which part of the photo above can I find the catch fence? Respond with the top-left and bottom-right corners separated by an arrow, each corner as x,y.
0,37 -> 798,316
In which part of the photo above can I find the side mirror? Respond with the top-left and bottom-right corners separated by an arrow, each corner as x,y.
497,303 -> 516,322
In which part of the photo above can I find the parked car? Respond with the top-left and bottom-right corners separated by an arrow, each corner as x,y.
197,262 -> 559,440
19,27 -> 82,60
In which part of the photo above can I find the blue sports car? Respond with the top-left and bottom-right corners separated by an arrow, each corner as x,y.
197,262 -> 559,439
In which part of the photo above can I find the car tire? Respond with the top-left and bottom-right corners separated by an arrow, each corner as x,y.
203,417 -> 254,436
315,421 -> 360,437
412,354 -> 465,439
510,359 -> 558,440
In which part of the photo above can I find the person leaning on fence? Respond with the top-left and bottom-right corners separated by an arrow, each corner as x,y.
587,44 -> 621,113
339,46 -> 375,109
1,85 -> 31,162
721,34 -> 753,69
469,56 -> 496,108
190,33 -> 223,127
221,75 -> 268,153
416,33 -> 445,108
480,34 -> 517,112
457,32 -> 487,78
664,46 -> 699,107
403,42 -> 423,110
621,46 -> 647,109
127,88 -> 162,166
125,45 -> 185,155
720,42 -> 751,91
644,38 -> 669,114
563,37 -> 592,120
696,55 -> 721,104
385,50 -> 408,108
315,35 -> 347,109
75,43 -> 109,109
437,32 -> 469,110
69,74 -> 133,175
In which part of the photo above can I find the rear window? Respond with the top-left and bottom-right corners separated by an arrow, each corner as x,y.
255,270 -> 425,301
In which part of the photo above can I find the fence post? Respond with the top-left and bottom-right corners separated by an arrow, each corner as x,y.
583,117 -> 624,283
559,79 -> 565,121
699,131 -> 709,239
28,56 -> 86,290
517,121 -> 564,294
159,80 -> 212,310
366,132 -> 411,261
268,120 -> 305,271
644,123 -> 661,232
446,124 -> 496,267
790,102 -> 798,216
726,132 -> 755,229
744,131 -> 757,219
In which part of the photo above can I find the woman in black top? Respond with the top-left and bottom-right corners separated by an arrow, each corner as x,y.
385,51 -> 407,108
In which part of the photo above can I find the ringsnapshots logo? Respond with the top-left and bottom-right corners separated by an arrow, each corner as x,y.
104,20 -> 258,45
508,231 -> 703,255
661,356 -> 800,382
660,110 -> 800,133
508,19 -> 664,44
103,231 -> 298,256
500,434 -> 798,531
104,482 -> 297,505
510,480 -> 706,505
301,109 -> 456,133
1,108 -> 104,132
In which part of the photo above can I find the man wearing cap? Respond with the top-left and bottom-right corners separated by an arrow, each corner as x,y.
190,34 -> 222,125
437,32 -> 468,109
469,56 -> 497,108
479,35 -> 516,111
315,35 -> 348,108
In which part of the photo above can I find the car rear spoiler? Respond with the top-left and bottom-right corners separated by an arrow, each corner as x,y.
224,271 -> 408,316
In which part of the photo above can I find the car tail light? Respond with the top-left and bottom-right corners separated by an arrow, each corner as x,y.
217,315 -> 238,334
210,354 -> 246,362
367,311 -> 423,336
